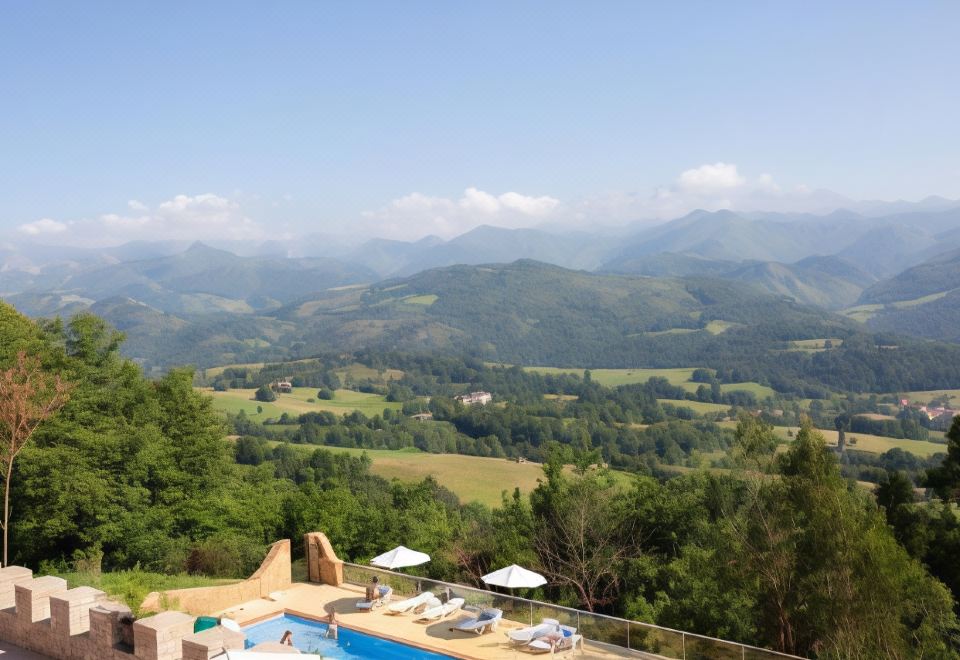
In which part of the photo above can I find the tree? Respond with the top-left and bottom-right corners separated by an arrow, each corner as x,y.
531,466 -> 636,611
255,385 -> 276,402
926,415 -> 960,501
0,351 -> 71,565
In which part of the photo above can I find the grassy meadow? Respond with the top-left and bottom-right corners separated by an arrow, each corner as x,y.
903,389 -> 960,406
523,366 -> 776,398
716,422 -> 947,458
203,387 -> 402,419
258,442 -> 640,507
657,399 -> 731,414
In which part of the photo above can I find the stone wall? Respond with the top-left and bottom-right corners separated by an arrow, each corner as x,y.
303,532 -> 342,586
141,540 -> 292,616
0,540 -> 292,659
0,565 -> 244,660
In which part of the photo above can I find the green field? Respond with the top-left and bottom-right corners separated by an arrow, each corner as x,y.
726,424 -> 948,458
334,363 -> 405,383
705,320 -> 739,334
523,366 -> 775,398
203,387 -> 402,419
842,304 -> 883,322
259,443 -> 640,507
657,399 -> 731,414
401,294 -> 438,305
904,389 -> 960,406
262,444 -> 550,506
787,338 -> 844,352
525,366 -> 699,387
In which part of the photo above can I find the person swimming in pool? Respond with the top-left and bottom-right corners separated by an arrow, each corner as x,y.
325,612 -> 338,640
279,630 -> 293,646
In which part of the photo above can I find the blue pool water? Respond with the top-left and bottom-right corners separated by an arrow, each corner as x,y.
242,613 -> 456,660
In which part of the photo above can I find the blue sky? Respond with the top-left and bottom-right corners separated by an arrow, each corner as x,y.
2,1 -> 959,243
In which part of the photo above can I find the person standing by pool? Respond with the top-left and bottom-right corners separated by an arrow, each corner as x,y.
279,630 -> 293,646
325,612 -> 338,640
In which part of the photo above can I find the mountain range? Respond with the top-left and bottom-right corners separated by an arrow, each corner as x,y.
4,202 -> 960,368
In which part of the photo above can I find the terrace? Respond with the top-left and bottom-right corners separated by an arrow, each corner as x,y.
0,535 -> 802,660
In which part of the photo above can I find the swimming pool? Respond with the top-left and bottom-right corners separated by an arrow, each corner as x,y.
242,613 -> 456,660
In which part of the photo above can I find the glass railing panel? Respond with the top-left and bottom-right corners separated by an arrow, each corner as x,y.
627,621 -> 684,657
684,634 -> 746,660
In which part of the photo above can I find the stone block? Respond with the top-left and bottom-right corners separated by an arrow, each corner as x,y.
15,575 -> 68,623
0,565 -> 33,609
134,610 -> 195,660
90,600 -> 134,649
181,626 -> 245,660
50,585 -> 107,636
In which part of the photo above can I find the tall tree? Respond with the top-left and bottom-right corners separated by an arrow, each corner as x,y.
927,415 -> 960,502
0,351 -> 71,565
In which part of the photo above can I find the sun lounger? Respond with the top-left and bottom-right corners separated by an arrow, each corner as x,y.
525,625 -> 582,653
356,585 -> 393,610
506,618 -> 560,644
451,607 -> 502,634
415,597 -> 465,621
386,591 -> 437,614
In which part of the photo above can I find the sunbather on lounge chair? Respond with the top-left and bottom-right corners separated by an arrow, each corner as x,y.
415,597 -> 465,621
356,579 -> 393,611
506,618 -> 560,645
386,591 -> 437,615
451,607 -> 502,634
525,625 -> 582,654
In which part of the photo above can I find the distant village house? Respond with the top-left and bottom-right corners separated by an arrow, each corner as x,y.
456,391 -> 493,406
272,379 -> 293,394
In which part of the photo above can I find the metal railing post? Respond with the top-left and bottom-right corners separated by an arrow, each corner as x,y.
682,632 -> 686,660
529,601 -> 533,626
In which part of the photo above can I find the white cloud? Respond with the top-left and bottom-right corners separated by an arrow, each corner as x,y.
363,187 -> 561,239
18,218 -> 68,235
676,162 -> 745,193
15,194 -> 266,247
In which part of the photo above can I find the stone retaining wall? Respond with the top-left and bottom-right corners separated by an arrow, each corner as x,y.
141,540 -> 292,616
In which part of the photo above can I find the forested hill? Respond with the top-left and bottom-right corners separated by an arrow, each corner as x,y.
849,248 -> 960,343
6,259 -> 960,393
277,260 -> 960,395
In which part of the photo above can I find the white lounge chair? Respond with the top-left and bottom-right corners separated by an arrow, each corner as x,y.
506,618 -> 560,645
415,597 -> 465,621
451,607 -> 502,634
525,625 -> 582,654
386,591 -> 437,614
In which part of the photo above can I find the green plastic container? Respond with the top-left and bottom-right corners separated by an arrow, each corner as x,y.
194,616 -> 218,633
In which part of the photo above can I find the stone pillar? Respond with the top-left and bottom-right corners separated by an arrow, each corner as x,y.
50,585 -> 107,636
304,532 -> 343,586
181,626 -> 245,660
90,600 -> 134,649
133,610 -> 195,660
0,566 -> 33,609
15,575 -> 68,623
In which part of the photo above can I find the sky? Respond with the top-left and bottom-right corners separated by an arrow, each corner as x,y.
2,1 -> 959,245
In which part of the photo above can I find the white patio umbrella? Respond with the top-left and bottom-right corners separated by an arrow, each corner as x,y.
481,564 -> 547,592
370,545 -> 431,570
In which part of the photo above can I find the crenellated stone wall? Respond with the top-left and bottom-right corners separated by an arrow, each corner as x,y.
0,539 -> 293,660
0,564 -> 245,660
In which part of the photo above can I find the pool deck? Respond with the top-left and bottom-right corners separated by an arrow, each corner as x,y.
216,582 -> 638,659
